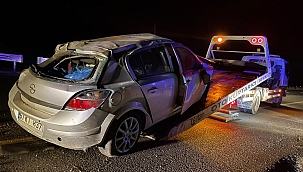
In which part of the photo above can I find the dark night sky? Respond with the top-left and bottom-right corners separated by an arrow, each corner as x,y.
0,1 -> 302,85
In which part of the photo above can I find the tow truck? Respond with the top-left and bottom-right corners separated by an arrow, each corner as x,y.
206,37 -> 289,116
141,35 -> 278,142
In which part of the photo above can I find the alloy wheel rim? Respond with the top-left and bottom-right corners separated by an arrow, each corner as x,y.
115,117 -> 140,153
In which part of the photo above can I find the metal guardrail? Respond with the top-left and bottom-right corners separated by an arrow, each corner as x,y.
0,53 -> 49,72
287,87 -> 303,91
0,53 -> 23,72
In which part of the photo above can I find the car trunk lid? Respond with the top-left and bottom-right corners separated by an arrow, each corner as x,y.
17,69 -> 97,115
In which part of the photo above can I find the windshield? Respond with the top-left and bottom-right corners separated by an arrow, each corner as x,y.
32,51 -> 108,81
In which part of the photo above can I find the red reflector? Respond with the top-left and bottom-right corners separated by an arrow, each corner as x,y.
250,37 -> 264,45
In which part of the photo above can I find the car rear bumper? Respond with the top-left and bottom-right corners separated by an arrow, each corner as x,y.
8,84 -> 115,150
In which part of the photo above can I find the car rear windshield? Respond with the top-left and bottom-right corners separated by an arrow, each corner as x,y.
32,52 -> 108,81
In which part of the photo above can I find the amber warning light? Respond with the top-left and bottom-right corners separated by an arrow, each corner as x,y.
214,37 -> 224,43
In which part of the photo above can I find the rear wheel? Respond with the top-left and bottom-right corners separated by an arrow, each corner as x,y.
273,96 -> 282,107
111,113 -> 142,155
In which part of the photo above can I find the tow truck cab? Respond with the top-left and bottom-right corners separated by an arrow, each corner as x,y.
242,55 -> 289,95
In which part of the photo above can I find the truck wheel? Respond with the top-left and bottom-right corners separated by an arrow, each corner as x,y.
251,91 -> 261,115
273,96 -> 282,107
99,112 -> 142,156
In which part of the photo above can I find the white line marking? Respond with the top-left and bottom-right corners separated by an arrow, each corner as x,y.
281,100 -> 303,105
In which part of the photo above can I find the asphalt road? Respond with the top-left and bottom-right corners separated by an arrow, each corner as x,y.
0,72 -> 303,172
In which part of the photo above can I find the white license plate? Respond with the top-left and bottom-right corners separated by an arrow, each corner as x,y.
16,110 -> 44,134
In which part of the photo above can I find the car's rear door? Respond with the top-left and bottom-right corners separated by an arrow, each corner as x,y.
127,46 -> 178,124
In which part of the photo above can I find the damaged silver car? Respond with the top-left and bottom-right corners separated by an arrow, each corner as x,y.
8,33 -> 213,156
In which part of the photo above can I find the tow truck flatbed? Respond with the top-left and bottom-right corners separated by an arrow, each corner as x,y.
206,70 -> 255,106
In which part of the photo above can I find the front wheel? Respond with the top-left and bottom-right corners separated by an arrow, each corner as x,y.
201,83 -> 211,103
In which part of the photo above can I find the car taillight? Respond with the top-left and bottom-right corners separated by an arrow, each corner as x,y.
65,90 -> 111,111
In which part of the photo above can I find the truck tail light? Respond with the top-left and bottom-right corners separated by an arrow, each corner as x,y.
65,90 -> 111,111
250,37 -> 264,45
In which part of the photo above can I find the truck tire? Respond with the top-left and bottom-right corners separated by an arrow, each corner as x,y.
273,96 -> 282,107
250,91 -> 261,114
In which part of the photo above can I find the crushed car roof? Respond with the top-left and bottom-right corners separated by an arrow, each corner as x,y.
55,33 -> 173,54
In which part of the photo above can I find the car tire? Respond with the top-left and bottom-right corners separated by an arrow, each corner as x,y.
109,112 -> 142,156
201,83 -> 211,103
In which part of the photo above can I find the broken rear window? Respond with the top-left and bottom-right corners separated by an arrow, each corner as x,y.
33,52 -> 106,81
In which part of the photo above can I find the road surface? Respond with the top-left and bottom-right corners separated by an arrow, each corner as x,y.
0,72 -> 302,172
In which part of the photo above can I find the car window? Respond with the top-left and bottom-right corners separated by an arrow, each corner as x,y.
129,53 -> 145,78
34,52 -> 100,81
129,47 -> 171,79
175,47 -> 198,72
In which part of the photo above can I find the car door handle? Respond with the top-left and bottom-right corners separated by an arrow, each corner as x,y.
148,86 -> 158,93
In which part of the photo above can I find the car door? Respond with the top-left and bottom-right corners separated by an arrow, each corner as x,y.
128,46 -> 178,124
173,45 -> 206,114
